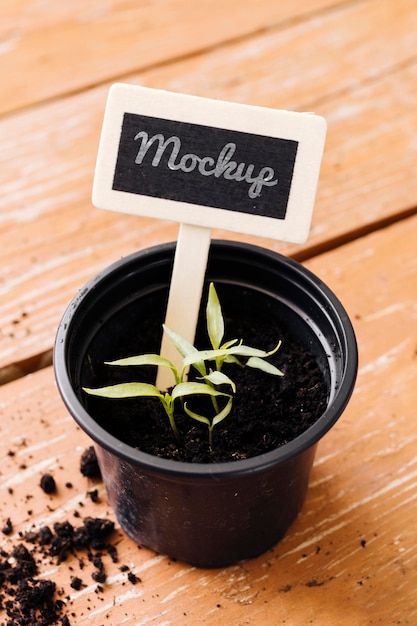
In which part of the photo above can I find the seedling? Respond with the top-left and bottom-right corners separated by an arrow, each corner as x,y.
83,283 -> 284,449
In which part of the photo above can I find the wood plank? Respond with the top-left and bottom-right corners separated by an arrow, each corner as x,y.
2,44 -> 417,377
1,213 -> 416,624
0,0 -> 342,116
136,0 -> 417,112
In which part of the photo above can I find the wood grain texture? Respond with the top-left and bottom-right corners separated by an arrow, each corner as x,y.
1,0 -> 417,377
1,0 -> 417,623
0,0 -> 340,116
135,0 -> 417,111
1,213 -> 416,625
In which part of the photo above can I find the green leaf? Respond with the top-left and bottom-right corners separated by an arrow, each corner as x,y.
183,395 -> 233,433
220,338 -> 239,350
105,353 -> 181,384
227,344 -> 273,357
163,325 -> 198,359
201,370 -> 236,392
163,325 -> 207,377
105,354 -> 176,369
246,357 -> 284,376
206,283 -> 224,349
171,382 -> 230,401
183,344 -> 267,368
212,396 -> 233,427
183,348 -> 229,367
183,404 -> 211,427
83,382 -> 163,399
223,355 -> 244,367
264,340 -> 283,358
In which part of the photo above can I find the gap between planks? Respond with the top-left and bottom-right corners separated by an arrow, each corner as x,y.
0,0 -> 372,119
1,207 -> 416,386
292,204 -> 417,263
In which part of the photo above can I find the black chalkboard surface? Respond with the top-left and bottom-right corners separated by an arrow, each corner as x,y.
113,113 -> 298,221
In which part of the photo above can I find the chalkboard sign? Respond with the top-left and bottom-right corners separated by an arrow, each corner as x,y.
113,113 -> 298,221
93,84 -> 327,243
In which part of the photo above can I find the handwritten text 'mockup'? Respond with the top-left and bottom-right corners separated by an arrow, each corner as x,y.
134,131 -> 278,199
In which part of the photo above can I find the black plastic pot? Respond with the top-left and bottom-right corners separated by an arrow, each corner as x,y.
54,241 -> 357,568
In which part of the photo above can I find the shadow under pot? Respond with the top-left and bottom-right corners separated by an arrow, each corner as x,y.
54,240 -> 358,568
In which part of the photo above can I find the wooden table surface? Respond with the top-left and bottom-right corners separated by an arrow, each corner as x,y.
1,1 -> 416,624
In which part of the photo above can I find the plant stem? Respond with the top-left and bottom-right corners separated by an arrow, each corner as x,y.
161,402 -> 181,445
208,425 -> 214,450
169,413 -> 181,445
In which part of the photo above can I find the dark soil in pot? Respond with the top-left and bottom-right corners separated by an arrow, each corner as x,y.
81,283 -> 328,463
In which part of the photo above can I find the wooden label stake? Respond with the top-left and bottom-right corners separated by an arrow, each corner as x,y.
92,84 -> 327,388
157,223 -> 211,389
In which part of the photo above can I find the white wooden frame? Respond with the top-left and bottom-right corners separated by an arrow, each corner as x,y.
93,83 -> 326,244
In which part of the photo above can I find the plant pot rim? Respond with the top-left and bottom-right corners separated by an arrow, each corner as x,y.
54,240 -> 358,481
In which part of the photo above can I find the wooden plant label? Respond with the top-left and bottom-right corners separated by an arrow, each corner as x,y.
93,84 -> 326,388
93,83 -> 326,244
